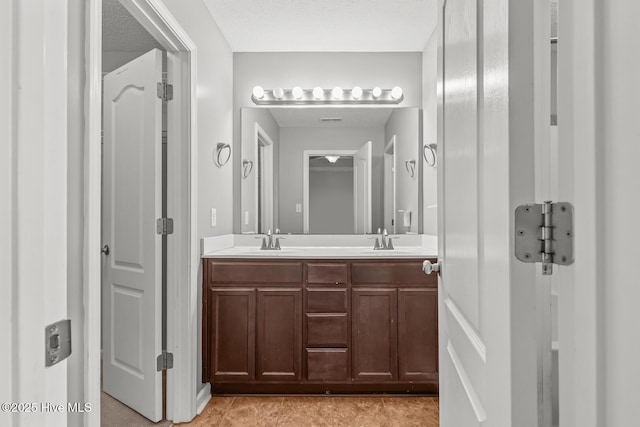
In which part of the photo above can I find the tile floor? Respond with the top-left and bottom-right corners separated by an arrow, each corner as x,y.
175,395 -> 439,427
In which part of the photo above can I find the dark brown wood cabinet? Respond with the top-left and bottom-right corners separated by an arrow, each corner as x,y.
202,258 -> 438,394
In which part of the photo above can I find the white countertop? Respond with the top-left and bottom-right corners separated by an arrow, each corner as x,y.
201,234 -> 437,259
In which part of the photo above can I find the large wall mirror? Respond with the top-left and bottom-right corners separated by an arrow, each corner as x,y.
240,107 -> 423,234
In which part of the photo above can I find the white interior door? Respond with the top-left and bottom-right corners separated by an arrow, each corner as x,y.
353,141 -> 372,234
384,136 -> 397,233
102,48 -> 163,422
436,0 -> 537,425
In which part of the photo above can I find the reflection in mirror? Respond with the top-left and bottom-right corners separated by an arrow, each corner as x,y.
240,107 -> 423,234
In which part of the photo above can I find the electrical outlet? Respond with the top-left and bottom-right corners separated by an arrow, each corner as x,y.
295,203 -> 302,213
210,208 -> 217,227
245,211 -> 249,225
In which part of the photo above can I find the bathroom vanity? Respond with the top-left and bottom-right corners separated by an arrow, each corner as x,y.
201,244 -> 438,394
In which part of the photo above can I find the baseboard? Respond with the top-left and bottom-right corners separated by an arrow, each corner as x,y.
196,384 -> 211,415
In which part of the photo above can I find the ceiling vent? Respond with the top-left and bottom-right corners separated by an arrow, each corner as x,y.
319,117 -> 342,123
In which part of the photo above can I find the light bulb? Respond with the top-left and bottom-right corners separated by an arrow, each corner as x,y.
292,86 -> 303,99
332,86 -> 344,99
273,87 -> 284,99
351,86 -> 363,99
325,155 -> 340,163
313,87 -> 324,99
391,86 -> 403,100
372,87 -> 382,98
252,85 -> 265,99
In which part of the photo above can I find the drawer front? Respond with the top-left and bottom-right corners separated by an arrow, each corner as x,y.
306,348 -> 349,381
306,288 -> 348,313
207,260 -> 303,284
351,261 -> 436,286
307,263 -> 348,285
306,314 -> 348,347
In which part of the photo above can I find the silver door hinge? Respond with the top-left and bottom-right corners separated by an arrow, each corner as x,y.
515,201 -> 574,275
157,82 -> 173,101
156,217 -> 174,235
157,351 -> 173,371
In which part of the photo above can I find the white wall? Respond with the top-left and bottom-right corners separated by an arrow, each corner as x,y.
422,29 -> 438,235
278,126 -> 386,234
240,108 -> 280,233
385,108 -> 421,234
309,170 -> 354,234
233,52 -> 423,232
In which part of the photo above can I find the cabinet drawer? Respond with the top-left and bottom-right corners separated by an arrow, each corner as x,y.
306,288 -> 348,313
306,348 -> 349,381
307,263 -> 348,285
306,314 -> 348,346
207,261 -> 303,284
352,261 -> 436,286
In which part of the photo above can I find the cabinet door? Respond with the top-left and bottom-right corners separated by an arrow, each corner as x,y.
208,288 -> 256,381
256,288 -> 302,381
398,288 -> 438,381
352,288 -> 397,381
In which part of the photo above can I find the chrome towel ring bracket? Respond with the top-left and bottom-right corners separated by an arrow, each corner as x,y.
242,159 -> 254,178
423,143 -> 437,167
405,159 -> 416,178
214,143 -> 231,167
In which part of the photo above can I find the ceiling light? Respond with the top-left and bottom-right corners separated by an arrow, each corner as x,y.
273,87 -> 284,99
313,87 -> 324,99
372,87 -> 382,98
292,86 -> 303,99
391,86 -> 403,100
252,85 -> 265,99
325,155 -> 340,163
332,86 -> 344,99
351,86 -> 363,99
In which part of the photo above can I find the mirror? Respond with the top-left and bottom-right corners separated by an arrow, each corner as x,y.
240,107 -> 423,234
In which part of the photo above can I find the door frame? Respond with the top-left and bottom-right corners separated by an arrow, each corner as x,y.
254,123 -> 274,233
85,0 -> 199,424
302,149 -> 357,234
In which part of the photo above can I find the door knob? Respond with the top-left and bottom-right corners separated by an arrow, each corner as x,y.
101,245 -> 110,256
423,259 -> 441,275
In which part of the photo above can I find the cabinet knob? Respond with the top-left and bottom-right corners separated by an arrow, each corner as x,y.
422,259 -> 441,275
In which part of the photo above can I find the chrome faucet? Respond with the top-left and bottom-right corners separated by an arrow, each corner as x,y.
256,229 -> 283,250
370,228 -> 398,250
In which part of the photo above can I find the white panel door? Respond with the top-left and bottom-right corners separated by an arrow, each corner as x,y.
436,0 -> 536,425
353,141 -> 373,234
102,48 -> 163,422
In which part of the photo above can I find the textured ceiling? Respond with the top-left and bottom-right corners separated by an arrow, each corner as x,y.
103,0 -> 163,52
269,107 -> 394,127
203,0 -> 438,52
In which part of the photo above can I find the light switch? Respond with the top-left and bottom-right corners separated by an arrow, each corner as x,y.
295,203 -> 302,213
245,211 -> 249,225
210,208 -> 217,227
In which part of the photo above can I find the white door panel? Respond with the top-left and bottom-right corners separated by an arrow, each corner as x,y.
102,48 -> 163,422
354,141 -> 372,234
438,0 -> 536,425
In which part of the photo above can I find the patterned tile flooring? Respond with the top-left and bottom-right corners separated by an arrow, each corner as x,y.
175,396 -> 439,427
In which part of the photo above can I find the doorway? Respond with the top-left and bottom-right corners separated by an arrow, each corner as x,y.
87,0 -> 199,424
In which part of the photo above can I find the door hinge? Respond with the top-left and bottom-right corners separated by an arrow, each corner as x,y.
156,217 -> 174,235
45,319 -> 72,367
515,201 -> 574,275
156,351 -> 173,371
157,82 -> 173,101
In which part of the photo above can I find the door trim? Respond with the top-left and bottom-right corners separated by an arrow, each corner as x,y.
302,149 -> 357,234
85,0 -> 199,424
254,123 -> 274,233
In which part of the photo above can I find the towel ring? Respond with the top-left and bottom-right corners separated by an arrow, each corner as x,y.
242,160 -> 254,178
423,143 -> 437,167
405,159 -> 416,178
214,143 -> 231,167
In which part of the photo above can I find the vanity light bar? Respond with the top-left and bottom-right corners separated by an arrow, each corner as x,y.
251,86 -> 404,105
